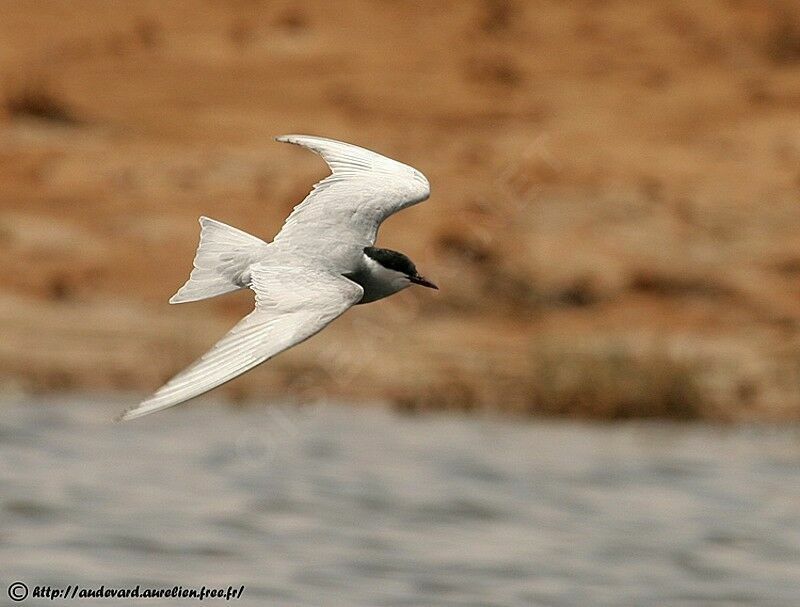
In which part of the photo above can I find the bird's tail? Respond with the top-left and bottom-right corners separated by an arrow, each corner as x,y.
169,217 -> 267,304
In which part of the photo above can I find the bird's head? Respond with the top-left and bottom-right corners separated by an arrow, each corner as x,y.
363,247 -> 438,291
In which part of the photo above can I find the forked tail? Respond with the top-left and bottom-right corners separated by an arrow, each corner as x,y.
169,217 -> 267,304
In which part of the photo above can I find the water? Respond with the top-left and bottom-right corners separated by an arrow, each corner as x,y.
1,396 -> 799,606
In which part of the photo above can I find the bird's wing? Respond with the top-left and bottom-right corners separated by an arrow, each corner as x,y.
272,134 -> 430,248
119,267 -> 363,420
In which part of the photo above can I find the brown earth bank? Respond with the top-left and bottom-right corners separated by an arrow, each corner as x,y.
3,1 -> 800,420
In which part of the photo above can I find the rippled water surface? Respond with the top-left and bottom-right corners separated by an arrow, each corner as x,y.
1,396 -> 799,606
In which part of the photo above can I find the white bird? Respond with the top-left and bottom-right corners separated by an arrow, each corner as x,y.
119,135 -> 436,421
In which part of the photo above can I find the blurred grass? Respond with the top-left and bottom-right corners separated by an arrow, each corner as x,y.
527,345 -> 706,420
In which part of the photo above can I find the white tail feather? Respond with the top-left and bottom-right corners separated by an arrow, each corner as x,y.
169,217 -> 267,304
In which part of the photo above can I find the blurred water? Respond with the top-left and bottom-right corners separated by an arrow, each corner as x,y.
0,396 -> 799,606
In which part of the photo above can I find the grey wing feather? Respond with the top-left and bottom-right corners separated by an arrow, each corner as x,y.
119,268 -> 363,420
273,135 -> 430,248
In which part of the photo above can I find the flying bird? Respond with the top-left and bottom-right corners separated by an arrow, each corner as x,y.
119,135 -> 436,420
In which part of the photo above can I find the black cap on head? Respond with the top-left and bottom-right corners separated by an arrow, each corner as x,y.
364,247 -> 417,276
364,247 -> 438,289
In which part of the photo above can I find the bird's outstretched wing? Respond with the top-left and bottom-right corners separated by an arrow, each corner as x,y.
273,134 -> 430,248
119,267 -> 363,420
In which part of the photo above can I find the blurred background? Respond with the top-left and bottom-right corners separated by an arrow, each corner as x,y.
2,2 -> 800,605
4,1 -> 800,420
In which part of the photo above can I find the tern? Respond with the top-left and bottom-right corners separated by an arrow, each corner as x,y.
119,135 -> 436,421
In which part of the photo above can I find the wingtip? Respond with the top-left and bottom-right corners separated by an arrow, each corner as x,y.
275,134 -> 329,146
114,410 -> 133,422
116,405 -> 149,422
